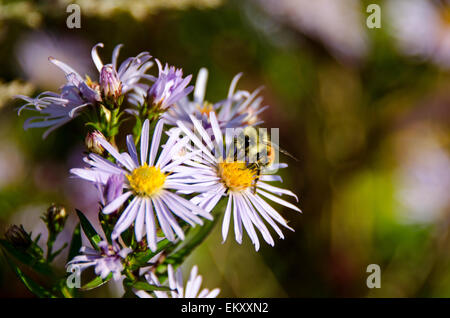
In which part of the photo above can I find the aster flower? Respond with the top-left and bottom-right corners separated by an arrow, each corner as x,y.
16,43 -> 152,137
71,119 -> 212,251
163,68 -> 267,130
135,264 -> 220,298
96,174 -> 125,207
147,59 -> 193,110
176,113 -> 301,251
16,85 -> 91,138
67,240 -> 131,281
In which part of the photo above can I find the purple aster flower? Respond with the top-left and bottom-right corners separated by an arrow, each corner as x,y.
176,112 -> 301,251
91,43 -> 153,101
163,68 -> 267,130
67,240 -> 131,280
103,174 -> 125,206
70,119 -> 212,251
16,85 -> 91,138
135,264 -> 220,298
16,43 -> 153,137
94,173 -> 125,207
147,59 -> 193,110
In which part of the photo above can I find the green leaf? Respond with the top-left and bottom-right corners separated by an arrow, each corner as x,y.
85,122 -> 101,131
131,281 -> 172,292
129,238 -> 173,271
76,209 -> 102,250
167,215 -> 220,265
99,213 -> 113,244
2,250 -> 55,298
132,116 -> 142,145
0,239 -> 52,276
81,272 -> 113,291
67,223 -> 82,262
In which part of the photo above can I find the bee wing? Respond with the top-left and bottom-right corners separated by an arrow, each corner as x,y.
263,141 -> 299,161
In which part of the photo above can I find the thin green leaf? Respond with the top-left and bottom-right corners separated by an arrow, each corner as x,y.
67,223 -> 82,262
131,281 -> 172,292
81,272 -> 113,291
2,251 -> 55,298
76,209 -> 102,250
99,213 -> 113,244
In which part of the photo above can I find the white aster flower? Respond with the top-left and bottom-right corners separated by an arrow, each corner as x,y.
135,264 -> 220,298
177,112 -> 301,251
67,240 -> 131,281
163,68 -> 267,130
70,119 -> 212,251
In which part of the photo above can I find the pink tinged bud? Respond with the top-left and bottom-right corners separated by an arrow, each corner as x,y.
99,64 -> 122,99
85,130 -> 105,155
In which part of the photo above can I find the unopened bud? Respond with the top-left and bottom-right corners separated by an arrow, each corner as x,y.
100,64 -> 122,100
5,225 -> 32,249
85,130 -> 105,155
42,204 -> 68,236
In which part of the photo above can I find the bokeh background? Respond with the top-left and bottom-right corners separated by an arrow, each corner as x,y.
0,0 -> 449,297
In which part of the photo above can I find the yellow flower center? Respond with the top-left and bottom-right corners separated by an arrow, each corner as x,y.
196,102 -> 214,116
127,164 -> 166,197
218,161 -> 257,192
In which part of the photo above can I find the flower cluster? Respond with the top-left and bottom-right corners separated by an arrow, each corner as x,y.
15,43 -> 300,298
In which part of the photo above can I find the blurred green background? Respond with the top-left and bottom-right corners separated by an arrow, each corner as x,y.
0,0 -> 449,297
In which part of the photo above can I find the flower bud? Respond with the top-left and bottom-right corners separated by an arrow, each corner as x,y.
41,204 -> 68,236
85,130 -> 105,155
4,225 -> 32,249
100,64 -> 122,100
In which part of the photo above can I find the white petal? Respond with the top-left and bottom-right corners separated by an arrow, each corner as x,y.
257,189 -> 301,212
140,119 -> 150,165
112,197 -> 140,239
103,191 -> 132,214
194,68 -> 208,103
144,199 -> 157,252
258,182 -> 299,202
135,205 -> 145,241
149,120 -> 164,166
221,196 -> 233,243
232,194 -> 243,244
91,43 -> 104,72
126,135 -> 139,166
97,137 -> 133,171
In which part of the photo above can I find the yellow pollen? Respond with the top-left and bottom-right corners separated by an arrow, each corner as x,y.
218,161 -> 256,192
196,102 -> 214,116
127,164 -> 166,197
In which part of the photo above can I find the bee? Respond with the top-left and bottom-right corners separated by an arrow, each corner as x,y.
234,127 -> 297,194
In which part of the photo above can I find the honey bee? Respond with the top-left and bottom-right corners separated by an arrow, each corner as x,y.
234,127 -> 297,193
